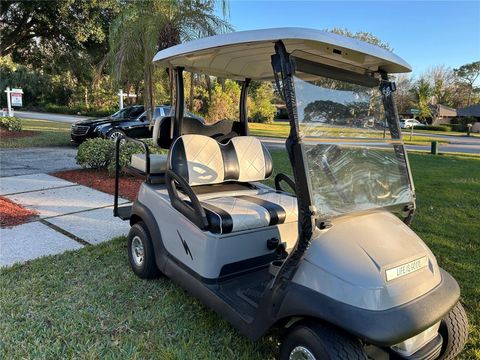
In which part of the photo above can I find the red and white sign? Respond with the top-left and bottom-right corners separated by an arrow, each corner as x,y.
10,88 -> 23,107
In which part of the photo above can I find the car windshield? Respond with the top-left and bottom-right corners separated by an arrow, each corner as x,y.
294,72 -> 414,219
112,106 -> 145,119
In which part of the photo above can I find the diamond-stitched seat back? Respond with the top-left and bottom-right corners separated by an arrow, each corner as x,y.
169,135 -> 273,186
230,136 -> 272,182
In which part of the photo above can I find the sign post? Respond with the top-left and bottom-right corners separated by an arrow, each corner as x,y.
410,108 -> 420,141
117,89 -> 137,110
118,89 -> 124,110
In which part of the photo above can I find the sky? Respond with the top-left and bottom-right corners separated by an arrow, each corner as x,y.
217,0 -> 480,78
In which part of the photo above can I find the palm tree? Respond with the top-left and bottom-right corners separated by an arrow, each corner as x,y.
108,0 -> 231,120
411,78 -> 432,121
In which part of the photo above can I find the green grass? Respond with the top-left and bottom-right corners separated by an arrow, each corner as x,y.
0,118 -> 72,148
1,152 -> 479,359
249,122 -> 449,146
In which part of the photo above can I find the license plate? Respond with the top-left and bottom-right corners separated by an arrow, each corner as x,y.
386,256 -> 428,282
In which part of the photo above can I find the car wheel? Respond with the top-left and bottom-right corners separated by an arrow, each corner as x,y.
437,302 -> 469,360
280,321 -> 367,360
127,221 -> 161,279
108,129 -> 126,141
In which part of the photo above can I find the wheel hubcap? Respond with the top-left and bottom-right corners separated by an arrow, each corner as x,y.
109,131 -> 124,141
131,236 -> 144,267
289,346 -> 316,360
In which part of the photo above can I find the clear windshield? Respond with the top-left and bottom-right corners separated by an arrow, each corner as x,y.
294,73 -> 414,218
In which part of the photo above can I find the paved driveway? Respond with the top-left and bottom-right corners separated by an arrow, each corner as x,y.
0,147 -> 80,177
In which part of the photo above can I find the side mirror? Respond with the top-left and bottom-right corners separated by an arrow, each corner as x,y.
139,115 -> 147,122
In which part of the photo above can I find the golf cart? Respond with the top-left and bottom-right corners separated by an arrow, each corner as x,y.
113,28 -> 468,359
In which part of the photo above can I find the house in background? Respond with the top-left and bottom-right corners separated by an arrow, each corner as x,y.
430,104 -> 457,125
457,104 -> 480,132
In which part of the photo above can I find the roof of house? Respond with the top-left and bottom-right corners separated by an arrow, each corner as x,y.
457,104 -> 480,117
436,104 -> 457,117
153,27 -> 411,80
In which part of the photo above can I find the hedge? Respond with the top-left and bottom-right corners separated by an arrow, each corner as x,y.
0,116 -> 22,132
76,138 -> 165,175
413,125 -> 450,131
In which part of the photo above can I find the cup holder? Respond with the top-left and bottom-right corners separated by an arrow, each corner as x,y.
269,259 -> 284,276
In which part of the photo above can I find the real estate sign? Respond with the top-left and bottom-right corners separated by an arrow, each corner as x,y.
11,88 -> 23,107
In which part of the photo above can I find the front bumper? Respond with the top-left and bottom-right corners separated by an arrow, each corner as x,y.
278,268 -> 459,346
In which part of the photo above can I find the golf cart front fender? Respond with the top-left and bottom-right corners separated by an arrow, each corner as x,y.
276,268 -> 459,346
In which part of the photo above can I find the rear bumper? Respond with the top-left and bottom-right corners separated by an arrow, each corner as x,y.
277,268 -> 459,346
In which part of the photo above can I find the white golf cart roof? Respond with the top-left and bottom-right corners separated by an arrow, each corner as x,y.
153,27 -> 411,80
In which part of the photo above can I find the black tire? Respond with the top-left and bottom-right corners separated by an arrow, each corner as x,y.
107,129 -> 126,141
437,302 -> 469,360
127,221 -> 161,279
280,321 -> 367,360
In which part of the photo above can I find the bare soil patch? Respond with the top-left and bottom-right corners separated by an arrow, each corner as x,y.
51,169 -> 141,201
0,197 -> 39,227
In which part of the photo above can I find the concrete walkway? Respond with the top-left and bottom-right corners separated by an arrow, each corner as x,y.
0,173 -> 131,267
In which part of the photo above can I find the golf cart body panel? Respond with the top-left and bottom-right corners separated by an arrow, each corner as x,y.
114,27 -> 466,359
136,181 -> 298,279
153,27 -> 412,79
293,211 -> 441,311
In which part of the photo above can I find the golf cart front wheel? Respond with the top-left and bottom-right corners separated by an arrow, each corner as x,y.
280,321 -> 367,360
437,302 -> 469,360
127,221 -> 161,279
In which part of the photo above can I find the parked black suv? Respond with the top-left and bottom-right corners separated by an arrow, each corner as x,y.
71,105 -> 203,143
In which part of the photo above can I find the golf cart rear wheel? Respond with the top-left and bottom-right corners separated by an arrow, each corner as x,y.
127,221 -> 161,279
437,302 -> 469,360
280,321 -> 367,360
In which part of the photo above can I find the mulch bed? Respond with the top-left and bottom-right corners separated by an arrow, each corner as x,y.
51,169 -> 142,201
0,197 -> 39,228
0,129 -> 37,139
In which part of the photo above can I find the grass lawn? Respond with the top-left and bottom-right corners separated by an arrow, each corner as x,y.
249,122 -> 451,146
1,152 -> 479,359
0,118 -> 72,148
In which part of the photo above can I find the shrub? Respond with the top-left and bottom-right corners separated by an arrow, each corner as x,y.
413,125 -> 449,131
76,138 -> 115,169
76,137 -> 165,175
42,104 -> 115,117
0,116 -> 22,132
450,124 -> 467,132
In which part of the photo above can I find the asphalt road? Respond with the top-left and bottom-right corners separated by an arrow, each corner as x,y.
14,111 -> 480,154
260,137 -> 480,155
15,111 -> 90,124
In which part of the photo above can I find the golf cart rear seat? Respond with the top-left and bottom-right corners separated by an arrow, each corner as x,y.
166,134 -> 298,234
128,116 -> 168,180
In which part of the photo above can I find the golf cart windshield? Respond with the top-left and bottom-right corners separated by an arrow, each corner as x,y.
294,71 -> 414,219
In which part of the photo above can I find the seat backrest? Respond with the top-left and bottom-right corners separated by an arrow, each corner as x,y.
155,117 -> 246,149
168,135 -> 273,186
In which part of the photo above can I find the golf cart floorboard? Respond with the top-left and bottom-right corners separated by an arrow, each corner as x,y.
215,268 -> 274,322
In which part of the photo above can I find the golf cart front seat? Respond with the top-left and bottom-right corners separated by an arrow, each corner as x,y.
166,134 -> 298,234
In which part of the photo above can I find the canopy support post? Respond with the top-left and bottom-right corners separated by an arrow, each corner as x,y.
174,67 -> 185,139
240,78 -> 251,135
